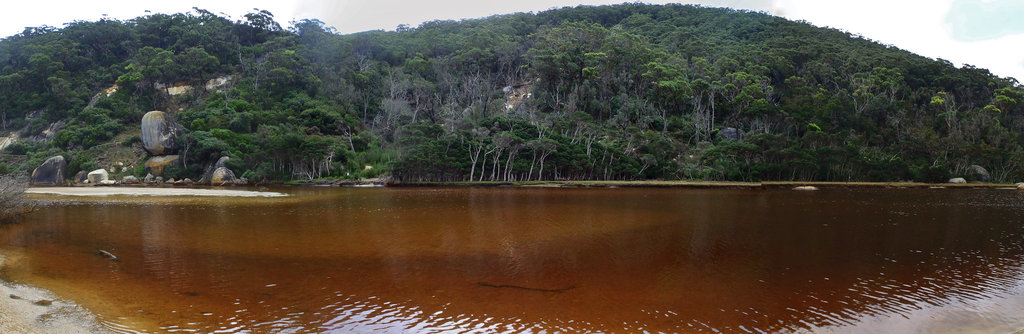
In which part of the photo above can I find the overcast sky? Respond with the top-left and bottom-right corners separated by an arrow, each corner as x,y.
2,0 -> 1022,82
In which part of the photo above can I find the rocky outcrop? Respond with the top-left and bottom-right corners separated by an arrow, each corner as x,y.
140,111 -> 183,156
87,169 -> 109,184
503,84 -> 532,111
719,127 -> 742,140
144,155 -> 181,177
166,85 -> 191,96
198,156 -> 246,185
211,167 -> 237,185
948,177 -> 967,184
73,170 -> 88,183
205,75 -> 235,92
200,156 -> 231,183
154,82 -> 193,96
27,119 -> 67,144
122,175 -> 140,184
0,132 -> 18,152
967,165 -> 990,182
30,156 -> 67,185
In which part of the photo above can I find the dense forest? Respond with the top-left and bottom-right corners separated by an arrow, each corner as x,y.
1,3 -> 1023,183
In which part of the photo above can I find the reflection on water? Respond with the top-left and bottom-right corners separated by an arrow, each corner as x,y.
1,187 -> 1023,333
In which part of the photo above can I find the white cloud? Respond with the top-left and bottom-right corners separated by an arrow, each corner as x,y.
294,0 -> 677,33
774,0 -> 1023,81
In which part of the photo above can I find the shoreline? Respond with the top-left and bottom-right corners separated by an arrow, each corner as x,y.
0,252 -> 106,334
25,187 -> 289,197
27,180 -> 1022,192
386,180 -> 1021,189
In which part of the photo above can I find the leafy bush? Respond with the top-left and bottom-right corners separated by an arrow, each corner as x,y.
2,141 -> 38,155
163,164 -> 203,180
53,108 -> 123,150
68,153 -> 99,176
244,162 -> 287,182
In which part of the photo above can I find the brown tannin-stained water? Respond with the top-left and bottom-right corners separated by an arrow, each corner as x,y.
1,187 -> 1023,333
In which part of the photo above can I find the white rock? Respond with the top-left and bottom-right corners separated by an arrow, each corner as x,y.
86,169 -> 109,184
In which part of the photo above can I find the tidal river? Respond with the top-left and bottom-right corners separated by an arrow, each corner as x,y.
1,187 -> 1023,333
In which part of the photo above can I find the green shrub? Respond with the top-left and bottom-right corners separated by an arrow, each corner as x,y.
68,153 -> 99,176
163,164 -> 202,180
2,141 -> 37,155
246,162 -> 287,182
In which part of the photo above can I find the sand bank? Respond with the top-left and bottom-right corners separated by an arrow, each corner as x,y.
0,253 -> 107,333
26,187 -> 288,197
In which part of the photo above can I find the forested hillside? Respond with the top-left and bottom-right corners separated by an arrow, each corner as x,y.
1,4 -> 1022,183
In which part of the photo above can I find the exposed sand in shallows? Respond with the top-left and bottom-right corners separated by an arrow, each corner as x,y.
0,253 -> 107,334
26,187 -> 288,197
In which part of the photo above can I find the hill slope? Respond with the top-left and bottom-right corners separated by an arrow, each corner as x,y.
1,4 -> 1022,182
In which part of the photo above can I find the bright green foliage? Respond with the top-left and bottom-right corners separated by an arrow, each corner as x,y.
53,108 -> 124,149
67,153 -> 99,176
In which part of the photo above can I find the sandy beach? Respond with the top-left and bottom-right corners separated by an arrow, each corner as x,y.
0,253 -> 105,334
26,187 -> 288,197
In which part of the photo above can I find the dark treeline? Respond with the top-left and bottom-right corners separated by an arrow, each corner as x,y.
1,4 -> 1023,183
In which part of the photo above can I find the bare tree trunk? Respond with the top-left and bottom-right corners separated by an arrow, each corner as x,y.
528,158 -> 536,181
538,151 -> 552,181
478,149 -> 491,182
709,90 -> 716,133
504,150 -> 515,181
490,147 -> 503,181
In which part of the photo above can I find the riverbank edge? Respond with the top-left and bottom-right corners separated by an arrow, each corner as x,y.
25,187 -> 289,197
38,177 -> 1021,190
384,180 -> 1021,189
0,252 -> 41,334
0,251 -> 104,334
43,179 -> 1022,189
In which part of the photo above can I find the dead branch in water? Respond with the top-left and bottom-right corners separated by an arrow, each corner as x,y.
96,249 -> 120,262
